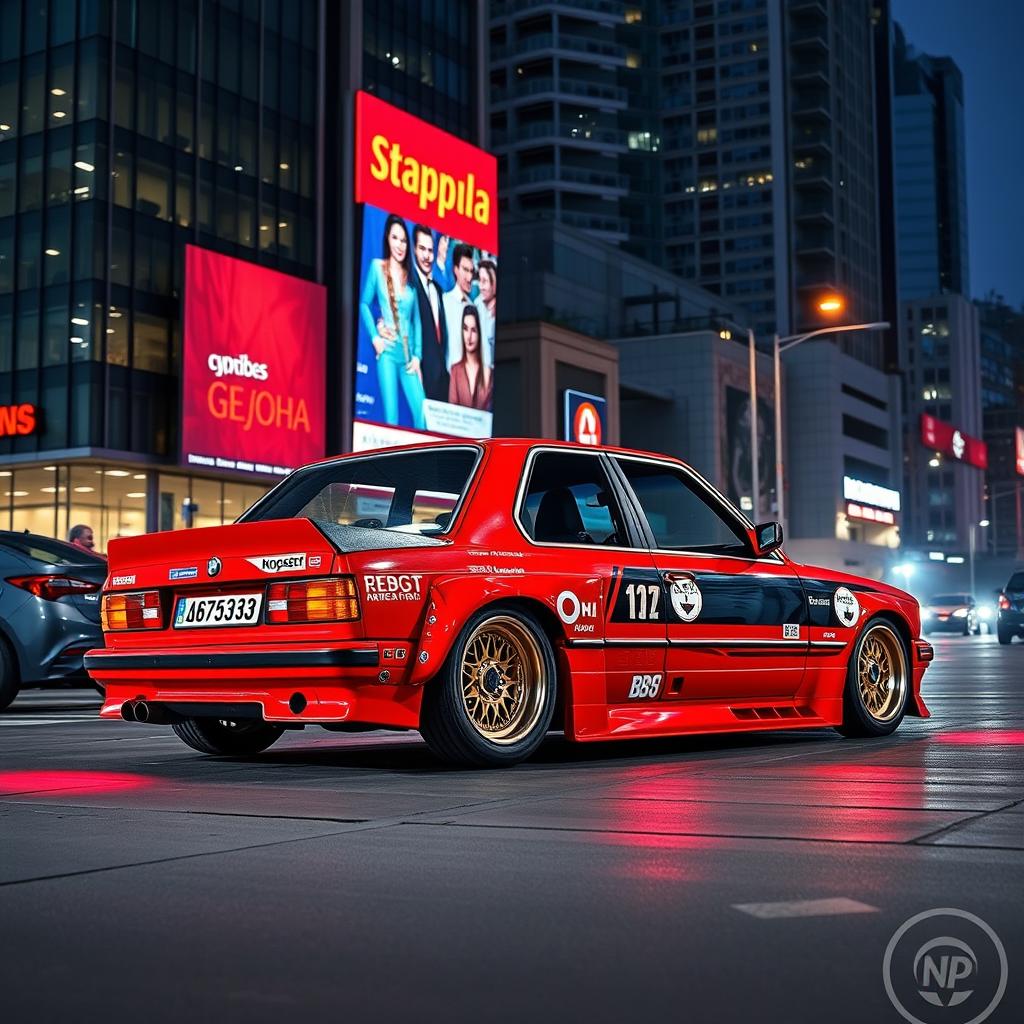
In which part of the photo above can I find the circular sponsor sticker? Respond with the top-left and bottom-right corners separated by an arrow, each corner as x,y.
669,578 -> 702,622
833,585 -> 860,628
557,590 -> 582,625
883,908 -> 1008,1024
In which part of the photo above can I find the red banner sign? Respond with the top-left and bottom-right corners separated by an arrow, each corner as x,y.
0,403 -> 37,438
920,413 -> 987,470
182,245 -> 326,477
354,91 -> 498,254
1016,427 -> 1024,477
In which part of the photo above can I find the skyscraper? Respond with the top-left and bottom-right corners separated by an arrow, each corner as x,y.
0,0 -> 486,547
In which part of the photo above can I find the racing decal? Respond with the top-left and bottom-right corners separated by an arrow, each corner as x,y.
382,647 -> 409,661
833,586 -> 860,628
363,574 -> 424,602
246,552 -> 306,574
110,574 -> 136,586
169,566 -> 198,580
308,555 -> 323,569
557,590 -> 599,633
628,673 -> 662,700
468,563 -> 526,575
609,568 -> 805,626
783,623 -> 800,639
609,568 -> 663,623
668,578 -> 701,622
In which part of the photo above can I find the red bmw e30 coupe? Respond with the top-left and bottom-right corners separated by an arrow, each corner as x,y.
86,439 -> 933,767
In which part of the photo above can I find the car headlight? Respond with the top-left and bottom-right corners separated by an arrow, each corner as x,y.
923,609 -> 933,619
978,605 -> 992,620
952,607 -> 968,618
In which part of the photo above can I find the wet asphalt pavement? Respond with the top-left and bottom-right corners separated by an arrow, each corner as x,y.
1,633 -> 1021,1023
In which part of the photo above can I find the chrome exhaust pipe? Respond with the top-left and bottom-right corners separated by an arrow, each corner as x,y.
134,700 -> 151,724
121,700 -> 136,722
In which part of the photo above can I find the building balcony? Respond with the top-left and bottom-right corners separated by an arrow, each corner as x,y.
494,119 -> 624,148
493,75 -> 627,107
493,0 -> 626,17
793,197 -> 834,224
792,159 -> 833,190
493,32 -> 626,63
791,125 -> 832,153
790,59 -> 829,86
511,165 -> 630,192
788,26 -> 827,52
561,210 -> 630,237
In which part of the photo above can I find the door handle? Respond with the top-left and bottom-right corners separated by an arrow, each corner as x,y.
663,571 -> 696,584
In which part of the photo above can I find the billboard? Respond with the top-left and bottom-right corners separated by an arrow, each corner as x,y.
353,91 -> 498,450
182,245 -> 327,477
920,413 -> 987,470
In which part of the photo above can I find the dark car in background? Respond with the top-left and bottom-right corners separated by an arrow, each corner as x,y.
0,531 -> 107,710
921,593 -> 981,636
997,572 -> 1024,645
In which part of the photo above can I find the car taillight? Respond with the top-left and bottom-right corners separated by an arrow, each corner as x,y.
101,590 -> 163,631
266,577 -> 359,623
999,593 -> 1010,610
7,575 -> 101,602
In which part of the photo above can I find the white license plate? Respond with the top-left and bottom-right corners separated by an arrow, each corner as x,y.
174,593 -> 263,629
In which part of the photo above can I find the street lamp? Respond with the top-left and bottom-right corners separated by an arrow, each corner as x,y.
772,308 -> 890,535
969,519 -> 989,598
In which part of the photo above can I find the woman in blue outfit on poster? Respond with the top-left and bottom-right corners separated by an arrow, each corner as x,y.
359,214 -> 426,429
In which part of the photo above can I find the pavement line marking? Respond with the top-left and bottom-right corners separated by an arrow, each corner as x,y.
732,898 -> 879,919
0,717 -> 104,727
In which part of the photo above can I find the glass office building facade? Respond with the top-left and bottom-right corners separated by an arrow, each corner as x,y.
0,0 -> 484,548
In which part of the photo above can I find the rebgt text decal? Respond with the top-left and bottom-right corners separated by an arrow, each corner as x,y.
363,574 -> 424,602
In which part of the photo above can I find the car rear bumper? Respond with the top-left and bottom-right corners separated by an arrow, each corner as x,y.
923,618 -> 970,632
87,643 -> 423,729
998,610 -> 1024,633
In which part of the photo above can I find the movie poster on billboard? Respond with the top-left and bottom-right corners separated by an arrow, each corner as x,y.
352,91 -> 498,450
181,245 -> 327,476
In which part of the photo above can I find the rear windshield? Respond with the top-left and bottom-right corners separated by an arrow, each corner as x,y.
930,594 -> 970,605
1007,573 -> 1024,591
0,534 -> 106,565
239,447 -> 480,535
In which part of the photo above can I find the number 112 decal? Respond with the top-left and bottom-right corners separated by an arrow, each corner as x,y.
625,582 -> 660,621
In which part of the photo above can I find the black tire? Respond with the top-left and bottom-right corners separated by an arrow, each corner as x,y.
835,618 -> 909,738
171,717 -> 285,755
962,617 -> 970,636
420,604 -> 557,768
0,638 -> 19,712
997,624 -> 1013,645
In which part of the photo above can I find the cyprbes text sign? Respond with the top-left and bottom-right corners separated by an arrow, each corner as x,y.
920,414 -> 987,470
843,476 -> 901,513
354,91 -> 497,253
182,245 -> 327,477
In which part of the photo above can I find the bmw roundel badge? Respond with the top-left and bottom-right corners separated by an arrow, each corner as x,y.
207,556 -> 222,577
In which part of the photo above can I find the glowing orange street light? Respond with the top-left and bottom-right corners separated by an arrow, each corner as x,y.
817,294 -> 845,315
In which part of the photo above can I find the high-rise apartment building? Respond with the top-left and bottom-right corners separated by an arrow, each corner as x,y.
892,25 -> 969,302
0,0 -> 486,547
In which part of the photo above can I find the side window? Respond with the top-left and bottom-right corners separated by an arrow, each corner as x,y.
521,452 -> 626,546
616,458 -> 752,556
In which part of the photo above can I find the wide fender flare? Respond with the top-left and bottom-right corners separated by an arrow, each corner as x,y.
405,573 -> 602,686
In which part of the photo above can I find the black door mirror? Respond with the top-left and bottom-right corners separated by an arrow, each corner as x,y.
754,521 -> 784,556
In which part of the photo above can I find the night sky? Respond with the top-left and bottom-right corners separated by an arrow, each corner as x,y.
892,0 -> 1024,306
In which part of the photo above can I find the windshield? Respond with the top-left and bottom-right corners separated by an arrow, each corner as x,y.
1007,573 -> 1024,592
239,447 -> 480,535
0,533 -> 106,565
929,594 -> 970,605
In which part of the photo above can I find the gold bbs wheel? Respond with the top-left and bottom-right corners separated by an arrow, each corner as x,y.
856,623 -> 907,723
460,616 -> 547,745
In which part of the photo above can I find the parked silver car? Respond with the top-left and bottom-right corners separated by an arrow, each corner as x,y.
0,531 -> 107,710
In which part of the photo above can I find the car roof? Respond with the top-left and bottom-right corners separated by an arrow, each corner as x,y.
305,436 -> 694,471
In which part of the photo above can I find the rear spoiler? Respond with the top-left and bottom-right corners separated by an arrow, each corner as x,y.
311,520 -> 447,553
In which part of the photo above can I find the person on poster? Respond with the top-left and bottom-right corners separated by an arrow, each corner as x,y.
474,259 -> 497,369
448,305 -> 492,411
411,224 -> 450,403
359,214 -> 426,429
442,243 -> 477,372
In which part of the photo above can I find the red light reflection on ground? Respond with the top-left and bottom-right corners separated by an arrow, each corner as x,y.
933,730 -> 1024,746
0,770 -> 154,796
